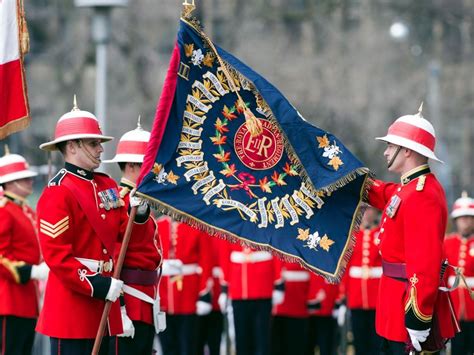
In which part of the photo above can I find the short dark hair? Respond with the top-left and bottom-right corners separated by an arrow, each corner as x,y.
56,141 -> 68,154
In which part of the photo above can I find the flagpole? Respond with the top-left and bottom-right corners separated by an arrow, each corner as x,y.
91,206 -> 137,355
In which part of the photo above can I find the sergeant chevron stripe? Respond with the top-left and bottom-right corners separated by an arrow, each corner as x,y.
40,216 -> 69,238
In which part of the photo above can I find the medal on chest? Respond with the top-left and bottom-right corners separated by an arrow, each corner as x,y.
98,188 -> 121,210
385,194 -> 402,218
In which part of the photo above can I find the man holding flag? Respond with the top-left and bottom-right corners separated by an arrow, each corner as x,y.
368,105 -> 458,354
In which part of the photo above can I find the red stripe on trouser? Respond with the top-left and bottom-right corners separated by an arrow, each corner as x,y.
58,338 -> 61,355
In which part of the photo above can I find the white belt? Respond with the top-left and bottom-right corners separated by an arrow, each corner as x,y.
449,275 -> 474,288
76,257 -> 114,273
212,266 -> 222,278
349,266 -> 382,279
230,251 -> 272,263
282,270 -> 310,282
123,285 -> 163,334
181,263 -> 201,275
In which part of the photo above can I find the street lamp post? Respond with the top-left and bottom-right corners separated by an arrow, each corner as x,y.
74,0 -> 128,170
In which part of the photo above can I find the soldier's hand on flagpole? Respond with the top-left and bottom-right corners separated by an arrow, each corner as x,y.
129,189 -> 150,222
105,277 -> 123,302
118,306 -> 135,338
406,327 -> 430,352
31,262 -> 49,281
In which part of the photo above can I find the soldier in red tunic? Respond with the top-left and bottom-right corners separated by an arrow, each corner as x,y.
195,236 -> 225,355
36,99 -> 130,354
343,205 -> 382,354
157,216 -> 212,355
443,192 -> 474,355
103,118 -> 163,354
368,104 -> 458,354
0,149 -> 49,354
218,244 -> 283,355
306,273 -> 339,355
271,260 -> 311,355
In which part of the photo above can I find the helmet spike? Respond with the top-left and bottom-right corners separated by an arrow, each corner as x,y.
137,115 -> 142,129
415,102 -> 424,118
72,95 -> 80,112
4,144 -> 10,156
461,190 -> 468,198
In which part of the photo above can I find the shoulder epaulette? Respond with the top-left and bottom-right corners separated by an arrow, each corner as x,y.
119,186 -> 130,199
48,169 -> 68,187
0,197 -> 7,208
415,175 -> 426,191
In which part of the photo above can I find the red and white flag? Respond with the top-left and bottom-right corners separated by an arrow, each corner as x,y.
0,0 -> 30,139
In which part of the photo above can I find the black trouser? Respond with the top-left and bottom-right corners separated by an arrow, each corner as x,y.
350,309 -> 382,355
50,336 -> 115,355
232,299 -> 272,355
0,315 -> 36,355
306,315 -> 337,355
271,315 -> 308,355
158,314 -> 198,355
380,338 -> 440,355
451,320 -> 474,355
116,321 -> 155,355
196,311 -> 223,355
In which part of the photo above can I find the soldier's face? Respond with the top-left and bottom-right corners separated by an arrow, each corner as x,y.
76,139 -> 104,170
6,177 -> 33,197
455,216 -> 474,235
384,143 -> 402,172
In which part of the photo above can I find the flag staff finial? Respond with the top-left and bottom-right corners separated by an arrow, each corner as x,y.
182,0 -> 196,18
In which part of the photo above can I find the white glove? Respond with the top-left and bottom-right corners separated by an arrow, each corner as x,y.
272,289 -> 285,306
105,277 -> 123,302
332,304 -> 347,327
407,327 -> 430,352
161,259 -> 183,276
196,300 -> 213,315
31,262 -> 49,280
336,304 -> 347,327
218,292 -> 228,313
118,306 -> 135,338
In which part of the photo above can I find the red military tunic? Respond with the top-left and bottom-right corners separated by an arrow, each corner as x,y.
118,178 -> 162,325
36,165 -> 124,338
444,233 -> 474,321
273,261 -> 311,318
219,244 -> 281,300
368,165 -> 458,342
307,273 -> 339,317
158,216 -> 210,314
345,227 -> 382,310
0,192 -> 40,319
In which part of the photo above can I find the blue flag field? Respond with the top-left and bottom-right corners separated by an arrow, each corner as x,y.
137,14 -> 371,282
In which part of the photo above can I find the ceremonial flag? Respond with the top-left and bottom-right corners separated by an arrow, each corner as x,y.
137,14 -> 371,281
0,0 -> 30,139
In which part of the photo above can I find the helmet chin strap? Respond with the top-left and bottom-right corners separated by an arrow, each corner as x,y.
77,140 -> 101,166
387,145 -> 402,169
